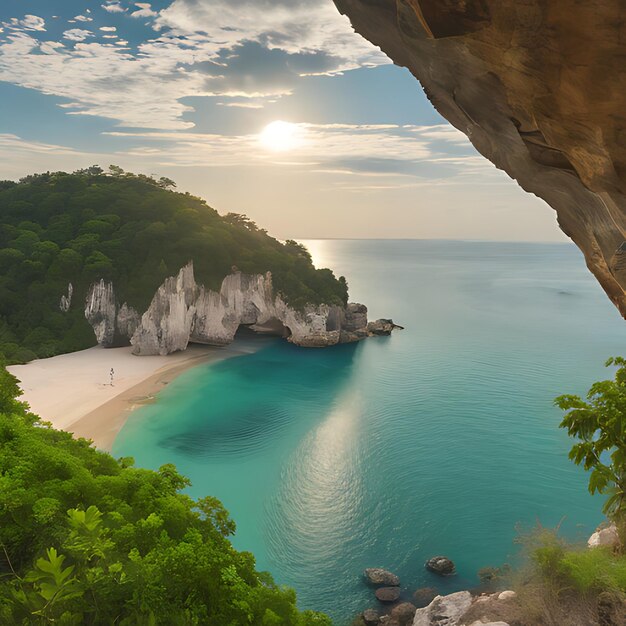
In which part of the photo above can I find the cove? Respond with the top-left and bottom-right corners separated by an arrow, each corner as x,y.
112,240 -> 626,624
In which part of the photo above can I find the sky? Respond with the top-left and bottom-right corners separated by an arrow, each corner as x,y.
0,0 -> 566,241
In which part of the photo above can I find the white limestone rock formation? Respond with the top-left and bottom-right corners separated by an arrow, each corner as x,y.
59,283 -> 73,313
588,523 -> 620,550
413,591 -> 472,626
84,279 -> 140,347
84,262 -> 397,355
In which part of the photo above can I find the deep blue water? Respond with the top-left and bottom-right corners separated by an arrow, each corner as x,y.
112,240 -> 626,623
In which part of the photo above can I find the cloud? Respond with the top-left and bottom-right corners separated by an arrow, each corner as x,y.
0,0 -> 387,130
131,3 -> 157,18
63,29 -> 94,42
155,0 -> 385,71
74,15 -> 93,23
97,122 -> 490,178
3,14 -> 46,32
100,26 -> 117,32
102,2 -> 126,13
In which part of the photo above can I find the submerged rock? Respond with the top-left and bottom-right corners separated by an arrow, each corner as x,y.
413,587 -> 438,608
425,556 -> 456,576
362,608 -> 381,626
364,568 -> 400,586
375,587 -> 401,603
390,602 -> 416,625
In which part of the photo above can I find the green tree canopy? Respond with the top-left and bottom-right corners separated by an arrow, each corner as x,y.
555,357 -> 626,537
0,366 -> 331,625
0,169 -> 349,364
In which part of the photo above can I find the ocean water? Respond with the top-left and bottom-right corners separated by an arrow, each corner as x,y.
112,240 -> 626,624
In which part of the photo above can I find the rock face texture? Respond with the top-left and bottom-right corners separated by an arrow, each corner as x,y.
85,280 -> 141,347
588,522 -> 620,549
364,568 -> 401,587
333,0 -> 626,318
85,263 -> 396,355
413,591 -> 472,626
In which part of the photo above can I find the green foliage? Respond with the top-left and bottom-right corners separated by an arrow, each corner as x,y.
0,168 -> 349,364
555,357 -> 626,524
0,366 -> 332,625
530,530 -> 626,594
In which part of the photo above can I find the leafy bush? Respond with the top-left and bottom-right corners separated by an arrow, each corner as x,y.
555,357 -> 626,536
0,366 -> 331,625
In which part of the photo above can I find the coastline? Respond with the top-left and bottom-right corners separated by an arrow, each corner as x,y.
7,341 -> 259,452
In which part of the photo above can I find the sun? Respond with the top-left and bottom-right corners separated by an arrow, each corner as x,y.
259,120 -> 302,152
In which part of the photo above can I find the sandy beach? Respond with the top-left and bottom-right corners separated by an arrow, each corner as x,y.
7,342 -> 255,451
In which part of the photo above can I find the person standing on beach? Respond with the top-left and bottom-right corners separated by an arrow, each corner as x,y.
110,368 -> 114,386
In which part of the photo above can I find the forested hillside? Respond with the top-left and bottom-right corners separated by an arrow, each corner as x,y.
0,365 -> 330,625
0,167 -> 348,363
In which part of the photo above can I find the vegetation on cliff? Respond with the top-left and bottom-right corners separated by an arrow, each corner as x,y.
0,166 -> 348,364
0,365 -> 330,625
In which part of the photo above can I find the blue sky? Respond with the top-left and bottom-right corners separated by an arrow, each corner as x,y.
0,0 -> 563,240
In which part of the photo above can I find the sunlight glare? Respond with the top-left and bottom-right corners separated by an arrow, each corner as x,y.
259,120 -> 302,152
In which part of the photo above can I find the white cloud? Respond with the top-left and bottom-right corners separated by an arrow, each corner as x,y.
97,122 -> 476,172
102,35 -> 118,39
74,15 -> 93,23
131,3 -> 157,18
155,0 -> 385,71
100,26 -> 117,32
0,0 -> 387,130
3,14 -> 46,32
63,29 -> 94,42
102,2 -> 126,13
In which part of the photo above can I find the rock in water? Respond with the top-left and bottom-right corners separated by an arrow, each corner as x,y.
332,0 -> 626,320
425,556 -> 456,576
413,587 -> 438,608
413,591 -> 472,626
390,602 -> 417,625
362,608 -> 381,625
375,587 -> 401,603
363,568 -> 400,586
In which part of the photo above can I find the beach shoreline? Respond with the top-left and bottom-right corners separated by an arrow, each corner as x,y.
7,341 -> 258,452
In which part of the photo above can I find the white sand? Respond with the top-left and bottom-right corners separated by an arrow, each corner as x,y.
7,342 -> 252,451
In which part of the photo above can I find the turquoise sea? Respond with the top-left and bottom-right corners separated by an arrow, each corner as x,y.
112,240 -> 626,623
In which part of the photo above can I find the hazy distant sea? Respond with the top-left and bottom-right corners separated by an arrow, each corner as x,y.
113,240 -> 626,624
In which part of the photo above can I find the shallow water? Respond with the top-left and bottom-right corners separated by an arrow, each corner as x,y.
113,240 -> 626,623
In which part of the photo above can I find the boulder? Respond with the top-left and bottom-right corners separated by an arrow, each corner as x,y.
367,319 -> 397,336
588,523 -> 620,550
375,587 -> 401,603
343,303 -> 368,332
390,602 -> 416,625
425,556 -> 456,576
413,591 -> 472,626
413,587 -> 438,608
364,568 -> 400,586
362,608 -> 381,626
497,591 -> 517,601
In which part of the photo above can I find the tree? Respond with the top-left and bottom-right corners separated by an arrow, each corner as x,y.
0,368 -> 332,624
555,357 -> 626,542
